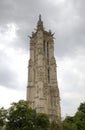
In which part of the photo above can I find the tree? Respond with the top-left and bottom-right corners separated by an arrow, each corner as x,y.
6,100 -> 34,130
62,116 -> 77,130
35,113 -> 50,130
78,102 -> 85,120
62,102 -> 85,130
78,102 -> 85,113
74,102 -> 85,130
51,120 -> 63,130
6,100 -> 51,130
0,107 -> 7,128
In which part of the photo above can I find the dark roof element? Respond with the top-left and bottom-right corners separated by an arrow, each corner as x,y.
37,14 -> 44,31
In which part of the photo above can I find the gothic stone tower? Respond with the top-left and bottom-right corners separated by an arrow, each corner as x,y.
27,15 -> 61,121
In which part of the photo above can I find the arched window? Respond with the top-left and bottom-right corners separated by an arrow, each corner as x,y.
47,42 -> 49,64
48,69 -> 50,83
43,40 -> 45,54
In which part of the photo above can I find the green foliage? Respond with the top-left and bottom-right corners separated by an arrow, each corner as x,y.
0,107 -> 7,127
78,102 -> 85,114
51,120 -> 56,130
62,116 -> 77,130
73,102 -> 85,130
6,100 -> 50,130
0,100 -> 85,130
62,102 -> 85,130
35,113 -> 50,130
51,120 -> 63,130
6,100 -> 34,130
50,102 -> 85,130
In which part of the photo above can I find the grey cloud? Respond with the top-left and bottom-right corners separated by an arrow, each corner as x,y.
0,51 -> 27,90
0,51 -> 17,88
0,0 -> 85,57
0,65 -> 17,88
58,53 -> 85,117
13,28 -> 29,52
0,0 -> 44,25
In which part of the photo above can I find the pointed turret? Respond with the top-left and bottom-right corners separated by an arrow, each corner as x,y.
37,14 -> 44,31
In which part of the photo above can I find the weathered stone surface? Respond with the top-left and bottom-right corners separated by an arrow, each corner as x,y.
27,15 -> 61,121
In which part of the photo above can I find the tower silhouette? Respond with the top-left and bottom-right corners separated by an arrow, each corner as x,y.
27,15 -> 61,121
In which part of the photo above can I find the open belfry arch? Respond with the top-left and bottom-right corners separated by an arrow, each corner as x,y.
27,15 -> 61,121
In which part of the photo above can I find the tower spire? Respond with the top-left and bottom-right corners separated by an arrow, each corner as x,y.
39,14 -> 41,21
37,14 -> 43,31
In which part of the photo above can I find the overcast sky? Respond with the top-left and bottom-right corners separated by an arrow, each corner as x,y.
0,0 -> 85,118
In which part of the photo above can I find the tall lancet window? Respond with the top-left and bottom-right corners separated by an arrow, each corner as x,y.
48,68 -> 50,83
43,40 -> 45,54
34,44 -> 36,63
47,42 -> 49,64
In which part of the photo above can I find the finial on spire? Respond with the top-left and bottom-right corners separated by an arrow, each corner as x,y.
39,14 -> 41,21
37,14 -> 43,31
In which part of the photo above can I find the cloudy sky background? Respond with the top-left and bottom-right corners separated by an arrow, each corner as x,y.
0,0 -> 85,118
